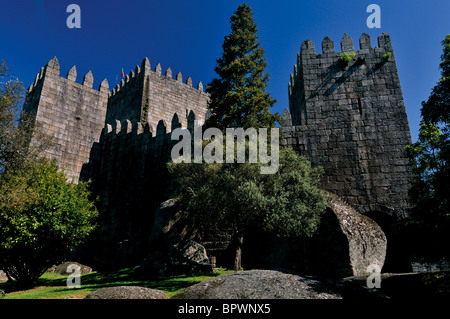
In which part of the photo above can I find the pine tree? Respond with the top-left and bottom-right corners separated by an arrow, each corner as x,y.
206,4 -> 280,130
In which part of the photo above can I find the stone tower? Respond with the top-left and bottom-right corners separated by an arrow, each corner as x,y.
106,57 -> 209,134
282,33 -> 413,218
23,57 -> 109,183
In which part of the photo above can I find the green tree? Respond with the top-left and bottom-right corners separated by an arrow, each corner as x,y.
0,59 -> 49,175
421,34 -> 450,127
405,34 -> 450,218
0,59 -> 95,289
0,158 -> 98,289
205,4 -> 280,130
168,148 -> 326,271
0,59 -> 25,173
403,35 -> 450,260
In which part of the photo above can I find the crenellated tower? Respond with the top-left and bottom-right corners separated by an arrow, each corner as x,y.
106,57 -> 209,135
23,57 -> 109,183
282,32 -> 413,218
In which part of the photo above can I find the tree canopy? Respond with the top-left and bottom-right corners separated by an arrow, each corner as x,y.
403,34 -> 450,261
205,4 -> 280,130
168,148 -> 326,270
405,34 -> 450,219
0,159 -> 99,288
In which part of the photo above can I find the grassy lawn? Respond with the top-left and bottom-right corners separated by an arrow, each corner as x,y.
0,268 -> 234,299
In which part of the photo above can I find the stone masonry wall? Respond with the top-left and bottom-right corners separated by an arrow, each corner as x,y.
23,56 -> 209,267
283,33 -> 413,218
105,65 -> 145,126
23,57 -> 109,183
106,57 -> 209,134
84,120 -> 186,267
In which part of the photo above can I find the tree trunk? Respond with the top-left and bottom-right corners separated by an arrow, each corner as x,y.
233,232 -> 244,271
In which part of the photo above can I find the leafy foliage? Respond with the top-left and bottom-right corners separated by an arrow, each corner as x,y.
339,52 -> 356,63
382,52 -> 392,62
0,59 -> 50,175
405,123 -> 449,217
205,4 -> 280,130
0,59 -> 25,173
0,159 -> 98,288
168,147 -> 326,270
405,34 -> 450,219
402,34 -> 450,260
421,34 -> 450,126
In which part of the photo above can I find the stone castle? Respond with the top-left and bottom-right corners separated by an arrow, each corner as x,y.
22,32 -> 413,273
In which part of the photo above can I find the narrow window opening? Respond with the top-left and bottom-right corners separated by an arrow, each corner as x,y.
358,98 -> 362,115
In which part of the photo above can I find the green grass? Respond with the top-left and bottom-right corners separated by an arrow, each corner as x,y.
0,267 -> 234,299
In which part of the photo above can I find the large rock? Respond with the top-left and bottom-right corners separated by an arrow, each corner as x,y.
244,191 -> 387,278
149,198 -> 192,248
150,194 -> 386,278
170,240 -> 211,266
85,286 -> 168,299
0,270 -> 8,282
173,269 -> 343,299
323,191 -> 387,277
294,192 -> 387,277
52,261 -> 93,275
139,240 -> 212,276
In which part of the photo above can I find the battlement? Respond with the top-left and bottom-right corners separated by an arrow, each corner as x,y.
27,57 -> 110,96
21,31 -> 416,268
22,57 -> 110,183
105,57 -> 209,135
103,119 -> 157,137
299,32 -> 392,56
289,33 -> 394,98
110,57 -> 204,98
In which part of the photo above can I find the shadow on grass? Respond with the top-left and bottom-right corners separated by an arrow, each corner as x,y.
0,268 -> 227,296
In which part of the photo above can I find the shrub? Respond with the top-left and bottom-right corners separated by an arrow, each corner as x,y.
339,52 -> 356,63
383,52 -> 392,62
0,158 -> 98,289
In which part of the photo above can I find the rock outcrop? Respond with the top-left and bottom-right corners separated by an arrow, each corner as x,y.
322,191 -> 387,277
139,239 -> 212,276
51,261 -> 93,275
291,192 -> 387,277
172,269 -> 342,299
85,286 -> 168,299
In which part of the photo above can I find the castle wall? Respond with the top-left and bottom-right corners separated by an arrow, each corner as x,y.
105,66 -> 145,126
105,58 -> 209,134
23,57 -> 109,183
284,33 -> 413,217
143,60 -> 209,132
84,120 -> 178,266
22,34 -> 415,267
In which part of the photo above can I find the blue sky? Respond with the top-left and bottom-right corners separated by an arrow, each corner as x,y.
1,0 -> 449,142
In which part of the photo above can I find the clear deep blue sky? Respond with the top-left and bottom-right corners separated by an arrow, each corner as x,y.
1,0 -> 449,142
